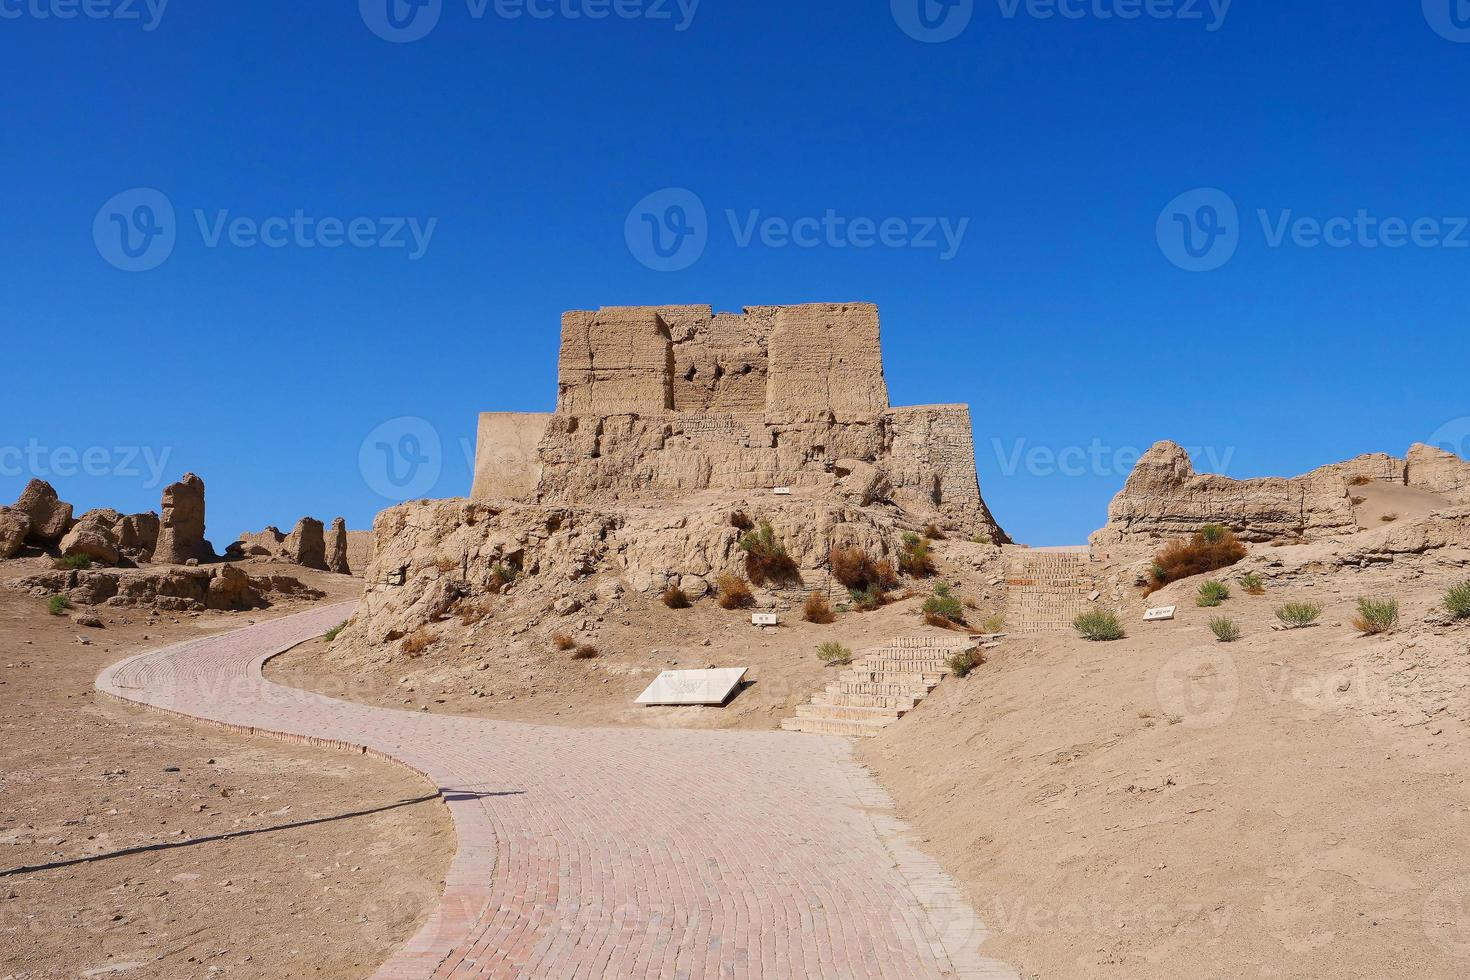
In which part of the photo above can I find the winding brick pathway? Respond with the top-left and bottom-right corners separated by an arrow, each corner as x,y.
96,603 -> 1015,979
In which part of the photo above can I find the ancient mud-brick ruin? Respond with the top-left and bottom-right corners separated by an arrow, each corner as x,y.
472,303 -> 1007,542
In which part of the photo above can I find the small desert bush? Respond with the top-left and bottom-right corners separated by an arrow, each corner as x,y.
923,523 -> 947,541
830,546 -> 877,590
661,586 -> 691,609
1074,610 -> 1125,642
1208,617 -> 1242,643
54,554 -> 92,570
970,532 -> 993,545
1349,474 -> 1373,486
803,590 -> 836,624
1149,525 -> 1247,591
490,564 -> 518,592
922,583 -> 965,627
400,629 -> 433,657
551,631 -> 576,651
899,532 -> 935,578
947,648 -> 983,678
873,558 -> 900,591
571,643 -> 599,660
817,641 -> 853,665
1239,572 -> 1266,596
980,612 -> 1006,633
47,594 -> 72,616
1275,602 -> 1323,629
1447,581 -> 1470,620
457,600 -> 490,626
849,585 -> 888,612
739,520 -> 798,585
1353,597 -> 1399,635
324,622 -> 347,642
1196,580 -> 1231,608
715,574 -> 755,610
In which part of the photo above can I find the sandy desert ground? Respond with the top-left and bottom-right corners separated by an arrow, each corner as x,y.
0,559 -> 453,980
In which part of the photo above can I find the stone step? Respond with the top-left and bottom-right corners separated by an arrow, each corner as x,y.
780,717 -> 892,738
859,655 -> 957,672
834,679 -> 938,698
842,669 -> 946,687
795,703 -> 905,723
813,691 -> 921,710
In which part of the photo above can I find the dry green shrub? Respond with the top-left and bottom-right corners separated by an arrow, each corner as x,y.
490,564 -> 518,593
1074,610 -> 1125,641
1448,581 -> 1470,620
552,632 -> 576,651
980,612 -> 1006,633
947,648 -> 983,677
401,629 -> 433,657
817,642 -> 853,665
1149,525 -> 1247,592
803,590 -> 836,624
1275,602 -> 1322,628
922,583 -> 966,628
48,594 -> 72,616
324,622 -> 347,642
716,574 -> 755,610
54,554 -> 92,570
1196,580 -> 1230,607
571,644 -> 599,660
830,546 -> 877,589
1209,617 -> 1241,642
739,520 -> 798,585
873,558 -> 900,591
661,586 -> 691,609
1352,597 -> 1399,635
899,532 -> 935,578
1239,572 -> 1266,595
923,523 -> 947,541
849,586 -> 888,612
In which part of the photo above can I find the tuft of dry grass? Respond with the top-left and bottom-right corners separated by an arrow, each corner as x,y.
716,574 -> 755,610
1148,525 -> 1247,593
817,642 -> 853,665
899,532 -> 935,578
830,546 -> 877,589
923,523 -> 947,541
1352,597 -> 1399,635
661,586 -> 692,609
401,629 -> 433,657
571,644 -> 600,660
738,520 -> 799,585
1275,602 -> 1323,629
1349,474 -> 1374,486
552,631 -> 576,651
803,590 -> 837,624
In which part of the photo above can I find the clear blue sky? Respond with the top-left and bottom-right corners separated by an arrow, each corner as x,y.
3,0 -> 1468,546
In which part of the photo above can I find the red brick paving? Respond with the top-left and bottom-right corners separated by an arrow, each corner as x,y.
96,602 -> 1015,979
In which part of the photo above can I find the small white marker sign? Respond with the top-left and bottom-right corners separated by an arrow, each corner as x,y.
772,486 -> 792,495
752,612 -> 779,626
1144,606 -> 1177,622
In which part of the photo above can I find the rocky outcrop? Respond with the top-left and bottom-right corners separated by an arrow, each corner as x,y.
14,479 -> 74,545
58,509 -> 160,565
1091,441 -> 1404,547
8,564 -> 324,612
283,518 -> 327,570
1407,443 -> 1470,503
327,517 -> 351,575
154,473 -> 209,565
0,507 -> 32,559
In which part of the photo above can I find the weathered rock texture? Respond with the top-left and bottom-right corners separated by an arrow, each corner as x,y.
154,473 -> 209,565
327,517 -> 351,575
229,518 -> 340,572
1092,440 -> 1469,548
473,303 -> 1005,540
58,509 -> 159,565
14,479 -> 74,545
8,565 -> 324,612
0,507 -> 32,559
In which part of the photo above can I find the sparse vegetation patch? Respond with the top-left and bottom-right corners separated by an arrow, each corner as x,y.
661,586 -> 691,609
1196,580 -> 1230,607
47,594 -> 72,616
817,642 -> 853,666
1352,597 -> 1399,635
1275,602 -> 1323,629
739,520 -> 799,585
1240,572 -> 1265,595
1448,582 -> 1470,620
1209,617 -> 1242,643
803,590 -> 836,624
1074,610 -> 1125,641
899,532 -> 935,578
715,574 -> 755,610
947,648 -> 983,677
922,583 -> 966,628
1149,524 -> 1247,592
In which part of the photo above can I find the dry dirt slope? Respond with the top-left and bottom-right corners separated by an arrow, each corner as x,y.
860,539 -> 1470,979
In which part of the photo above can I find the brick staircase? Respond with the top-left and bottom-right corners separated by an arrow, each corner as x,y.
1003,546 -> 1096,633
781,635 -> 979,738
